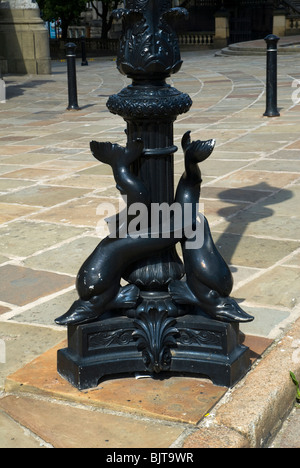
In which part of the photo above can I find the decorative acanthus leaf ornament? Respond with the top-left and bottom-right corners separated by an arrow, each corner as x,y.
133,309 -> 179,373
113,0 -> 188,80
162,7 -> 189,23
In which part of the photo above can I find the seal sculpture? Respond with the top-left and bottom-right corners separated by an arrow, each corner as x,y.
168,131 -> 254,323
55,140 -> 181,325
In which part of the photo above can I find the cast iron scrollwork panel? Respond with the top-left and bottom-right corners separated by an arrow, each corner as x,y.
177,329 -> 222,349
88,329 -> 135,350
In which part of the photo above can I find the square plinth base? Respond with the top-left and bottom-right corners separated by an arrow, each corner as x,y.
57,313 -> 252,391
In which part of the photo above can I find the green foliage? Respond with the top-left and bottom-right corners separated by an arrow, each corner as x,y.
37,0 -> 87,38
38,0 -> 122,40
290,371 -> 300,406
38,0 -> 87,22
90,1 -> 122,39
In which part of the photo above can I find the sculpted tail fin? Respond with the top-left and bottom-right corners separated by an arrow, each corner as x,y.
181,131 -> 191,153
182,131 -> 215,164
90,140 -> 144,169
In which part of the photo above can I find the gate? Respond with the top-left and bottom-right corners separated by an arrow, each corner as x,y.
229,18 -> 252,44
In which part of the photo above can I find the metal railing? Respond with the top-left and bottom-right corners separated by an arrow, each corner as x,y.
178,32 -> 215,47
49,32 -> 215,59
275,0 -> 300,32
49,38 -> 119,59
275,0 -> 300,15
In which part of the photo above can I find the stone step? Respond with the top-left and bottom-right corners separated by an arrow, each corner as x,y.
218,42 -> 300,57
219,46 -> 265,56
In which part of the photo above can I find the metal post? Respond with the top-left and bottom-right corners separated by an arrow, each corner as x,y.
81,36 -> 88,67
264,34 -> 280,117
65,42 -> 80,111
0,65 -> 5,104
0,79 -> 5,104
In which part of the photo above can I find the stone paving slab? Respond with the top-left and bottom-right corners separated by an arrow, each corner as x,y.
3,334 -> 271,426
0,395 -> 186,449
0,409 -> 45,448
0,264 -> 74,307
0,322 -> 65,390
23,236 -> 100,276
4,341 -> 228,425
0,334 -> 271,448
0,220 -> 90,258
7,289 -> 78,326
235,266 -> 300,309
271,407 -> 300,448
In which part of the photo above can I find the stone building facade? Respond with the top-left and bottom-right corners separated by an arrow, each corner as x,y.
75,1 -> 300,43
0,0 -> 51,74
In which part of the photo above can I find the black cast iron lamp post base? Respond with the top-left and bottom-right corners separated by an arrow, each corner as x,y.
56,0 -> 254,390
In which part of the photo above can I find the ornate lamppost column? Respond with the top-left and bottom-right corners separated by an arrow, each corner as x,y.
107,1 -> 192,293
56,0 -> 254,390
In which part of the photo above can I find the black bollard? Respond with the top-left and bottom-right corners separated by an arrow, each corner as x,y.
65,42 -> 80,111
81,36 -> 88,66
264,34 -> 280,117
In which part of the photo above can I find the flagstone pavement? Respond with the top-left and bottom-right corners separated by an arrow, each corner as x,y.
0,50 -> 299,448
